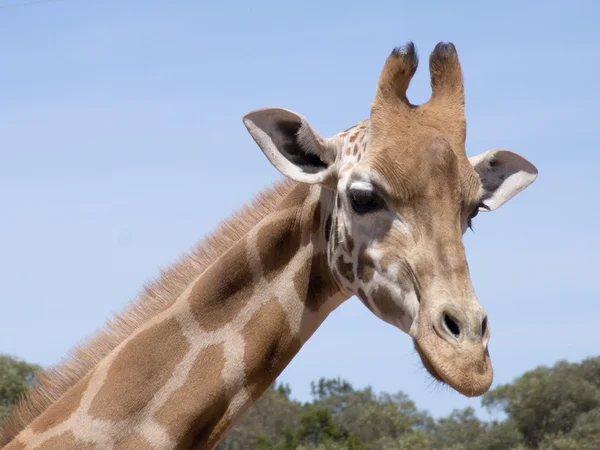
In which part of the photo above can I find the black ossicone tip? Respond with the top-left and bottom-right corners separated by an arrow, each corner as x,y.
390,41 -> 419,75
432,41 -> 457,59
429,41 -> 463,99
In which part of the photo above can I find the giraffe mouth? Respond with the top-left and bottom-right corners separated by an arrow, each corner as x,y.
412,336 -> 493,397
413,339 -> 444,383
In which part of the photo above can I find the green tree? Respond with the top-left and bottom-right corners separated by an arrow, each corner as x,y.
310,377 -> 353,401
218,382 -> 302,450
564,407 -> 600,449
576,356 -> 600,390
0,354 -> 40,422
483,360 -> 600,447
205,359 -> 600,449
296,406 -> 342,446
476,420 -> 523,450
429,407 -> 486,449
5,352 -> 600,449
310,378 -> 432,447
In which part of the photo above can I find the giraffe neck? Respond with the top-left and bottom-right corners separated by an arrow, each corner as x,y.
8,183 -> 346,450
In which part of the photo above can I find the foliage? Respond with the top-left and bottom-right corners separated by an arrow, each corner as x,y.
483,357 -> 600,447
2,353 -> 600,449
0,354 -> 40,422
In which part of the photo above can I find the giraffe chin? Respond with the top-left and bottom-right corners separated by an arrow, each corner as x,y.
412,336 -> 493,398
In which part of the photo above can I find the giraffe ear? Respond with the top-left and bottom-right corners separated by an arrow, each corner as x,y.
243,108 -> 338,185
469,149 -> 538,211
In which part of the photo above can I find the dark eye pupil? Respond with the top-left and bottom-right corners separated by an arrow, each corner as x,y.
349,190 -> 383,214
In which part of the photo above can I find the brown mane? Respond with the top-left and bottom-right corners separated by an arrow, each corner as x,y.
0,177 -> 297,446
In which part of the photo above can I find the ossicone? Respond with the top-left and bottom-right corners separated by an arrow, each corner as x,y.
375,41 -> 419,106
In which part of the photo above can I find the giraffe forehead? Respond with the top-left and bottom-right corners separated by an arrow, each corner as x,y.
370,99 -> 466,149
357,107 -> 485,207
351,138 -> 481,208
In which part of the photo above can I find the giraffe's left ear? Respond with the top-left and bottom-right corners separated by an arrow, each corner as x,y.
469,149 -> 538,211
243,108 -> 338,186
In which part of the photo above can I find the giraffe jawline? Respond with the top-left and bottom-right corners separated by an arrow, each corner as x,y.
413,340 -> 445,384
412,337 -> 493,397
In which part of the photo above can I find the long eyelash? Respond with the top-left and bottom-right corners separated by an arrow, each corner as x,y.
468,218 -> 475,231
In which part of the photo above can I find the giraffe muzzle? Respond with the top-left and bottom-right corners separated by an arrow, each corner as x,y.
412,304 -> 493,397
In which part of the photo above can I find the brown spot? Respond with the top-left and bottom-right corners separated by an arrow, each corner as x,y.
349,133 -> 358,143
324,214 -> 332,242
336,256 -> 354,283
357,288 -> 376,315
277,183 -> 310,210
154,344 -> 228,449
342,123 -> 359,133
89,318 -> 189,421
331,218 -> 339,249
294,254 -> 335,311
357,288 -> 368,301
29,371 -> 91,433
371,285 -> 404,320
190,240 -> 254,331
331,270 -> 342,288
344,230 -> 355,254
345,147 -> 351,155
311,204 -> 321,234
352,144 -> 359,155
311,254 -> 336,310
357,249 -> 376,283
33,431 -> 95,450
243,298 -> 302,400
257,216 -> 303,282
115,434 -> 152,449
204,415 -> 233,450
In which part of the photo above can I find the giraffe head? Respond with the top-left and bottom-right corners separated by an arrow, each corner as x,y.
243,42 -> 537,397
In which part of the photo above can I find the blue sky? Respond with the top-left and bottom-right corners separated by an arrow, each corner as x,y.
1,0 -> 598,420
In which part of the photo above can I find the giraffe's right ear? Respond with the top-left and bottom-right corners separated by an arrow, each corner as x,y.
243,108 -> 338,186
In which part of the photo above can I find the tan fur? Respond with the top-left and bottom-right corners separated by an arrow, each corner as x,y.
153,343 -> 228,447
30,431 -> 95,450
242,298 -> 302,400
302,253 -> 337,312
0,178 -> 297,446
188,234 -> 255,332
87,317 -> 190,421
3,181 -> 341,449
326,43 -> 498,397
1,41 -> 536,448
28,373 -> 91,434
257,217 -> 303,282
114,434 -> 153,449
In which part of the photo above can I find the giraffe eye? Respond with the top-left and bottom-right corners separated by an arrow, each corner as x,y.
349,189 -> 384,214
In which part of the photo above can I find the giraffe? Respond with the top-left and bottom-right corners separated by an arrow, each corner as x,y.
1,41 -> 538,449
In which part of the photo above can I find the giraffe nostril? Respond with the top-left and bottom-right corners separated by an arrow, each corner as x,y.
443,313 -> 461,338
481,316 -> 488,338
